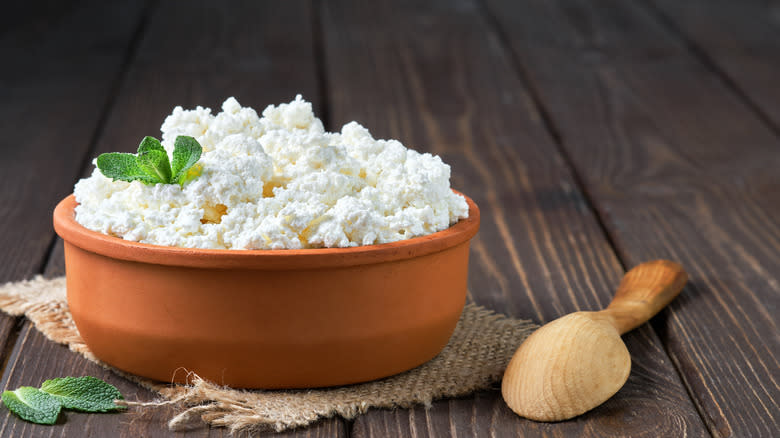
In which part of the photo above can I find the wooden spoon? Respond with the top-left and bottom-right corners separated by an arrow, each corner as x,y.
501,260 -> 687,422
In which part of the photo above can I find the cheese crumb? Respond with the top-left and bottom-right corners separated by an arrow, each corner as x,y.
73,96 -> 469,249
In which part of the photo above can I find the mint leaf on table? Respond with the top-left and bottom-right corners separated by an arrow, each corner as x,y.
1,376 -> 125,425
96,135 -> 203,186
1,387 -> 61,425
171,135 -> 202,184
40,376 -> 124,413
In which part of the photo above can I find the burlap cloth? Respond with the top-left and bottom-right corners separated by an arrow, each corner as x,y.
0,276 -> 536,434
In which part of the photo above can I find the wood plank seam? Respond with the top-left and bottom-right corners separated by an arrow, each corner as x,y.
641,0 -> 780,140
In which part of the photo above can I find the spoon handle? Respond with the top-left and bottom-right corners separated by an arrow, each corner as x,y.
602,260 -> 687,335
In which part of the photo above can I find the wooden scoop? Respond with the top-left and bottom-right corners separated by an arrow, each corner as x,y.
501,260 -> 687,422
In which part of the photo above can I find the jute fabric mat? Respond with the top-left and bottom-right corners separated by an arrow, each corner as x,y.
0,276 -> 536,434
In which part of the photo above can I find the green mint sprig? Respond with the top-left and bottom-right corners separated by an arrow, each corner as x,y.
97,135 -> 202,186
2,376 -> 125,425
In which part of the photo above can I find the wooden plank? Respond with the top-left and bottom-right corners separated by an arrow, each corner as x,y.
1,1 -> 344,436
321,1 -> 708,436
0,0 -> 149,391
484,0 -> 780,436
648,0 -> 780,132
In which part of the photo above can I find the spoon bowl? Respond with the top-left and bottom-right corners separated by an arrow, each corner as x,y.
502,312 -> 630,421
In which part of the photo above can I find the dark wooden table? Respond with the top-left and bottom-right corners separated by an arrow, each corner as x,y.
1,1 -> 778,436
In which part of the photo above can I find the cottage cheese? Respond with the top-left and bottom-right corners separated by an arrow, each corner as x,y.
73,96 -> 469,249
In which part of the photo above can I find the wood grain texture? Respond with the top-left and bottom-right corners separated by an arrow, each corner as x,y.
321,0 -> 707,436
648,0 -> 780,132
1,1 -> 344,436
0,0 -> 149,399
484,0 -> 780,436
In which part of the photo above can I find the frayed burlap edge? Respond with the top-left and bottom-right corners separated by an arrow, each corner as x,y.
0,276 -> 536,434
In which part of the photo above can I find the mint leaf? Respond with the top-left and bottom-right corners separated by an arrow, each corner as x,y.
136,149 -> 172,184
171,135 -> 202,185
96,153 -> 158,184
40,377 -> 124,413
2,387 -> 61,425
96,135 -> 202,186
137,136 -> 166,155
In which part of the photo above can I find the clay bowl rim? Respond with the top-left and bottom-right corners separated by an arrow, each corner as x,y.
53,191 -> 480,270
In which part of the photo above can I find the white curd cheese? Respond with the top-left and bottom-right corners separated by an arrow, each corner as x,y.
73,96 -> 469,249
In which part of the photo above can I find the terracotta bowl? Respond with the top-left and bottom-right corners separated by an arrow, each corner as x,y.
52,193 -> 480,389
